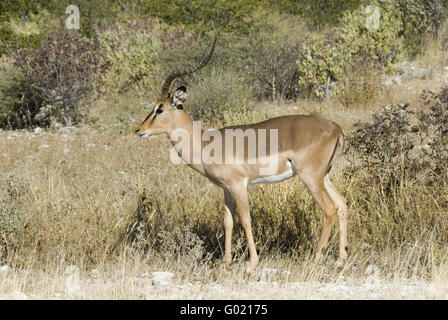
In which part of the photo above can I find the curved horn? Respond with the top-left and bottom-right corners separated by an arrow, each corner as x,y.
159,35 -> 217,100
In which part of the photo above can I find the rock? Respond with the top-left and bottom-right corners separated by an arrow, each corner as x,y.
152,272 -> 174,286
65,265 -> 81,294
58,126 -> 77,134
384,78 -> 393,86
34,105 -> 53,122
392,76 -> 402,85
64,265 -> 80,276
5,292 -> 28,300
34,127 -> 43,134
0,265 -> 12,275
365,265 -> 379,276
90,269 -> 99,279
259,268 -> 291,281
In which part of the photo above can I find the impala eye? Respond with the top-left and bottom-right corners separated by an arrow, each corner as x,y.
156,108 -> 163,114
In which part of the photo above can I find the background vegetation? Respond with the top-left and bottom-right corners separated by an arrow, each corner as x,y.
0,0 -> 448,298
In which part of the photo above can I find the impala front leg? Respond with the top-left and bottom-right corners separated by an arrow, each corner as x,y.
229,184 -> 259,270
223,189 -> 235,266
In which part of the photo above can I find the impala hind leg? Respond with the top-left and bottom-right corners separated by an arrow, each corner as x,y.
298,173 -> 337,262
324,174 -> 348,262
311,189 -> 338,262
223,189 -> 236,266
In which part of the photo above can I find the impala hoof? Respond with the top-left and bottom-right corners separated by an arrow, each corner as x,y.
314,253 -> 323,264
222,257 -> 232,268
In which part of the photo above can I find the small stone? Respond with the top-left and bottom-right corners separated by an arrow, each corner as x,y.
392,76 -> 402,85
90,269 -> 99,279
65,266 -> 81,294
64,265 -> 80,276
58,126 -> 76,134
152,272 -> 174,286
0,265 -> 12,275
365,265 -> 380,276
6,292 -> 28,300
259,268 -> 291,281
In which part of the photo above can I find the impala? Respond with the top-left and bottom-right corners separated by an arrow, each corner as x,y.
136,36 -> 348,269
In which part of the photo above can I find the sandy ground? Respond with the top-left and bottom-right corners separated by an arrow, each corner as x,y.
1,266 -> 447,300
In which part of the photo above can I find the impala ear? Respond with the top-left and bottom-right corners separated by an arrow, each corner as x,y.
171,86 -> 187,109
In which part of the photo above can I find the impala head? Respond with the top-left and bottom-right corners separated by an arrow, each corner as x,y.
137,35 -> 217,138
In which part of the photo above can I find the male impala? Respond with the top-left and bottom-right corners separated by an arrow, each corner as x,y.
137,36 -> 348,269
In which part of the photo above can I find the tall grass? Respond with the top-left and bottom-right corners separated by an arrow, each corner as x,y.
0,106 -> 447,278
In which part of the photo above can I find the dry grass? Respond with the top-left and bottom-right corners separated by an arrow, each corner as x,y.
1,62 -> 448,299
1,81 -> 448,298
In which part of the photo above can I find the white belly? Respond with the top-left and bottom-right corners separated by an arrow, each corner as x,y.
250,161 -> 295,185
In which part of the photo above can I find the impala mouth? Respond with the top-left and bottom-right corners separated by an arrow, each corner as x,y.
138,132 -> 149,139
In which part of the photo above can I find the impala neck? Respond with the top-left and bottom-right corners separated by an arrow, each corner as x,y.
167,111 -> 205,175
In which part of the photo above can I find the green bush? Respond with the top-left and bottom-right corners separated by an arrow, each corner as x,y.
297,36 -> 348,98
398,0 -> 448,39
0,172 -> 29,259
240,12 -> 305,100
397,0 -> 448,56
96,21 -> 160,94
0,59 -> 24,128
297,1 -> 403,98
0,9 -> 59,57
0,25 -> 46,56
0,198 -> 25,258
188,67 -> 255,126
138,0 -> 260,34
157,12 -> 307,102
269,0 -> 363,27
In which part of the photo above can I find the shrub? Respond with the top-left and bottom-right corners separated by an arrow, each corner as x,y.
157,12 -> 306,102
337,64 -> 381,108
0,58 -> 24,128
398,0 -> 448,40
138,0 -> 259,34
0,198 -> 25,259
0,172 -> 29,259
96,21 -> 160,94
0,25 -> 46,57
270,0 -> 363,27
297,1 -> 403,98
188,67 -> 255,125
348,86 -> 448,187
297,36 -> 348,98
242,13 -> 305,101
0,9 -> 60,57
14,32 -> 109,127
